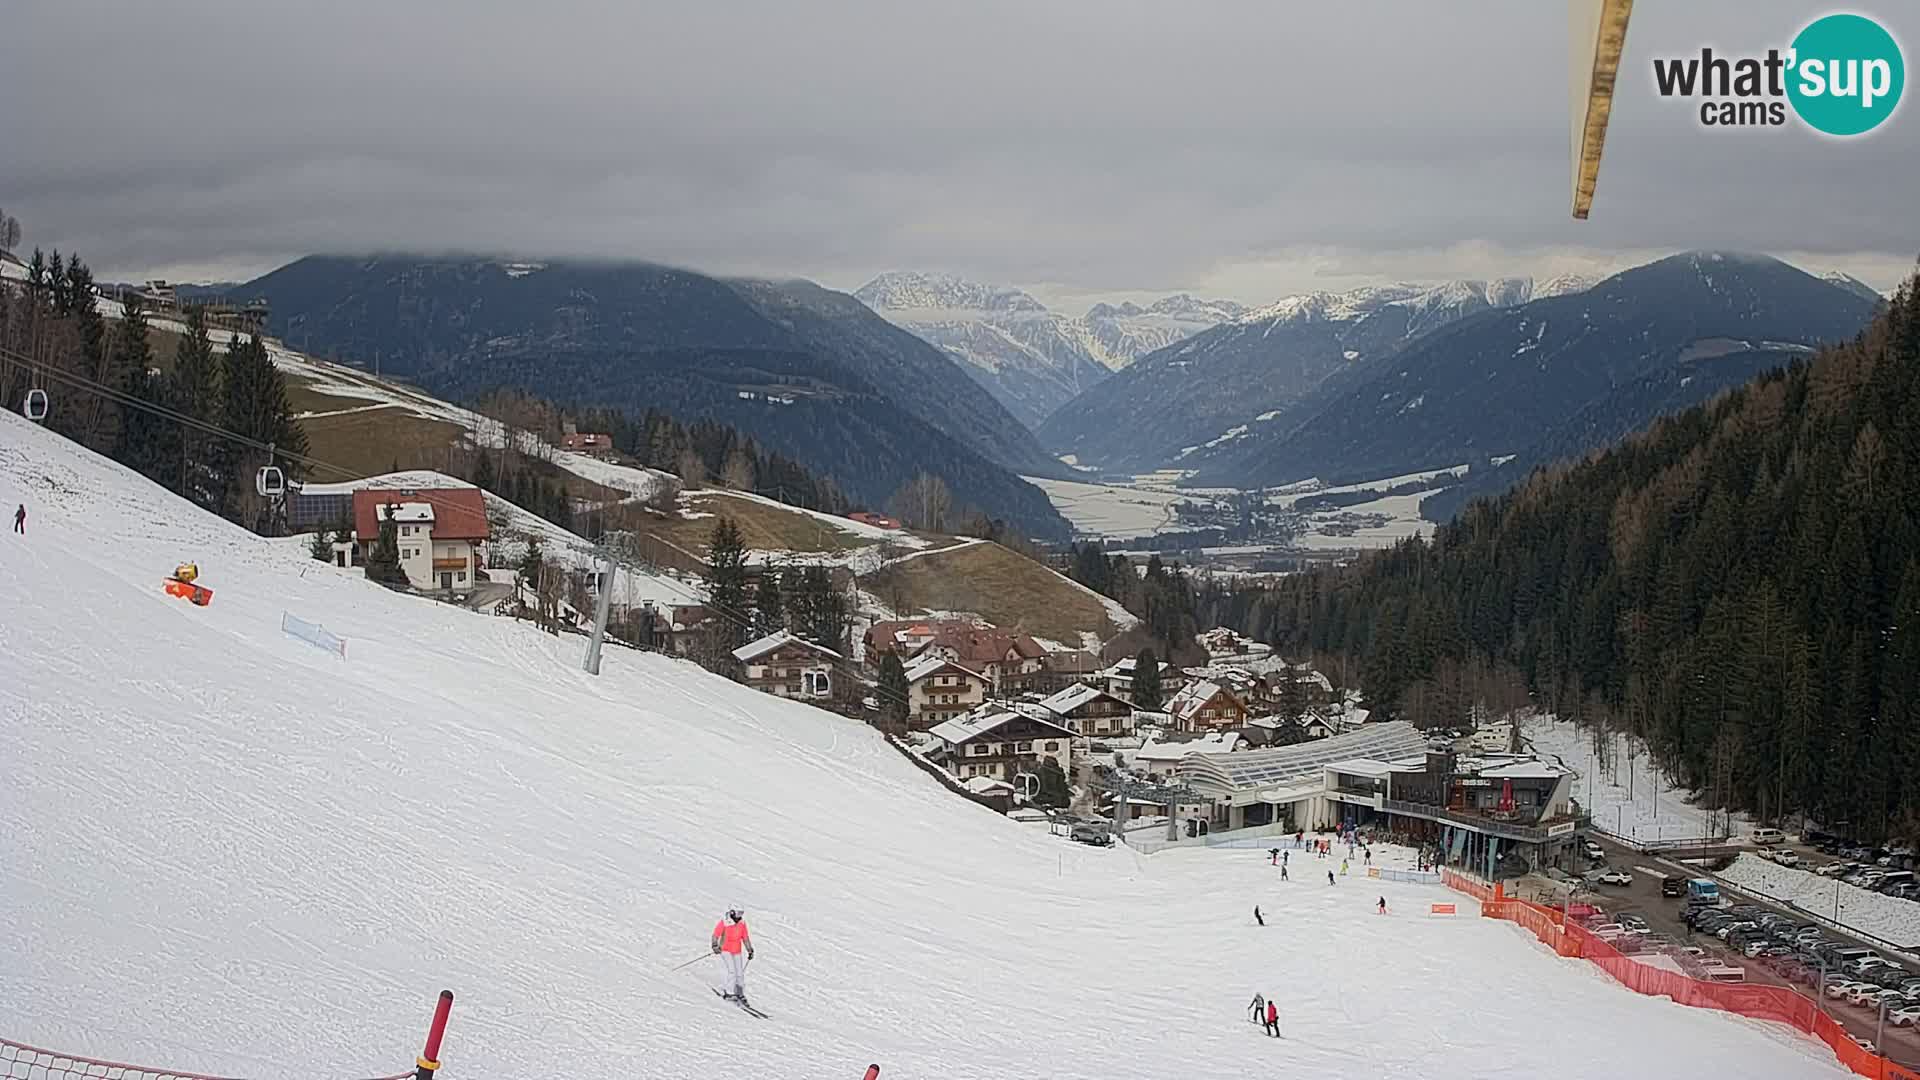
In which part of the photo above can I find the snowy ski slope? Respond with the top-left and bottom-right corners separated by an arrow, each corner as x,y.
0,413 -> 1848,1079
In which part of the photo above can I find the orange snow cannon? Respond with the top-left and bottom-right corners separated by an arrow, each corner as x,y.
164,563 -> 213,606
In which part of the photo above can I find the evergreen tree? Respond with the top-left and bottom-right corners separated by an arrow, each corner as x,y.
172,305 -> 224,510
310,527 -> 335,562
218,334 -> 308,529
753,565 -> 786,638
799,564 -> 845,650
363,506 -> 408,587
703,516 -> 751,653
1132,648 -> 1163,711
877,651 -> 910,732
1034,756 -> 1072,809
473,448 -> 496,493
1275,660 -> 1308,723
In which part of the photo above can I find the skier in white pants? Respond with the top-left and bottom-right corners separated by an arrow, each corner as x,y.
711,907 -> 756,1004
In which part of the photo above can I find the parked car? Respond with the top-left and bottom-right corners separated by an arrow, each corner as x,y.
1847,985 -> 1888,1007
1889,1005 -> 1920,1028
1849,1036 -> 1877,1054
1825,981 -> 1860,1000
1582,841 -> 1606,861
1069,823 -> 1113,846
1597,868 -> 1633,886
1617,913 -> 1650,931
1661,877 -> 1685,898
1771,850 -> 1801,867
1716,921 -> 1757,940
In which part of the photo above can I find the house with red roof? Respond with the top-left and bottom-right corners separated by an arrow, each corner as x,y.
351,487 -> 490,592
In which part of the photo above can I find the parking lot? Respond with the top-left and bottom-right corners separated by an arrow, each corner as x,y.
1566,836 -> 1920,1068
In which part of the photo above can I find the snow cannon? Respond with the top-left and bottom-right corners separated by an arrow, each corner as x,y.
164,564 -> 213,606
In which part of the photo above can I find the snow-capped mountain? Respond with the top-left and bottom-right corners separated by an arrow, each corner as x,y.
853,272 -> 1240,429
1818,270 -> 1887,304
1039,275 -> 1586,473
1196,252 -> 1881,507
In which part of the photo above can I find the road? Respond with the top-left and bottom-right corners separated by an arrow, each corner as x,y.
1576,836 -> 1920,1067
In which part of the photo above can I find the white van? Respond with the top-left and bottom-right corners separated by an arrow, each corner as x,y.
1750,827 -> 1786,845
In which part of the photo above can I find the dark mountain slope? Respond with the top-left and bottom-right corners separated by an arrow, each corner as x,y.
236,256 -> 1068,537
1196,252 -> 1880,491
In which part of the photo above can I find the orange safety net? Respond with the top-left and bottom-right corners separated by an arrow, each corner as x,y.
1445,873 -> 1920,1079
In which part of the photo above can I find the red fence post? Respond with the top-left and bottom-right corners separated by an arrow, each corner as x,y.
417,990 -> 454,1080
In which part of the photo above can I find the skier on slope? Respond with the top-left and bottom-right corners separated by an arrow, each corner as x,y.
1247,991 -> 1265,1023
1253,905 -> 1264,926
711,907 -> 756,1005
1263,999 -> 1281,1038
12,504 -> 23,534
1378,896 -> 1388,915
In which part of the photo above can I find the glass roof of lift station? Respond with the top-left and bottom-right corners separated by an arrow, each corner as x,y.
1175,720 -> 1429,795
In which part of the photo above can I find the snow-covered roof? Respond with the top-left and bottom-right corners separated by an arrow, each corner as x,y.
731,630 -> 843,664
903,654 -> 985,684
1135,732 -> 1240,762
1176,721 -> 1427,793
1038,682 -> 1117,714
928,709 -> 1074,746
961,776 -> 1014,795
1168,680 -> 1236,723
375,502 -> 435,524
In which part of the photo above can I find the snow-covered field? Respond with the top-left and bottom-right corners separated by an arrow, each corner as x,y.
1525,716 -> 1747,843
1023,474 -> 1189,537
1720,855 -> 1920,951
0,414 -> 1849,1079
1025,470 -> 1453,550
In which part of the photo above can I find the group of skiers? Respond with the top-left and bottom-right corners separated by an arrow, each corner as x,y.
1247,992 -> 1281,1037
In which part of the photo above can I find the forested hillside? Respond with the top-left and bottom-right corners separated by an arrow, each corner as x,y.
1225,272 -> 1920,840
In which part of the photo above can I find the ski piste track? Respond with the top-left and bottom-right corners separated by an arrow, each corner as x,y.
0,409 -> 1866,1080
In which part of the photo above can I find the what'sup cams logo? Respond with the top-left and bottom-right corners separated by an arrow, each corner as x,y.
1653,12 -> 1904,135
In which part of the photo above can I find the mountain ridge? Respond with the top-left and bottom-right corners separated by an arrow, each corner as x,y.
229,255 -> 1072,538
1192,251 -> 1881,496
854,271 -> 1243,428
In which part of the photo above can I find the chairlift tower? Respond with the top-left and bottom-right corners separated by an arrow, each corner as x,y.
1102,773 -> 1207,845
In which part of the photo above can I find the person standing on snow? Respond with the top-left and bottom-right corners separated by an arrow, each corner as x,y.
1377,896 -> 1388,915
1264,999 -> 1281,1038
1280,863 -> 1289,881
711,907 -> 755,1004
1326,870 -> 1335,886
12,504 -> 23,534
1269,847 -> 1280,866
1253,904 -> 1265,926
1247,992 -> 1265,1023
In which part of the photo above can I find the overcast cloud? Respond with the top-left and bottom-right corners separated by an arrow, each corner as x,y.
3,0 -> 1915,310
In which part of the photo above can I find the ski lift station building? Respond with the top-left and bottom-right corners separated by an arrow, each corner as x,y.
1174,721 -> 1588,876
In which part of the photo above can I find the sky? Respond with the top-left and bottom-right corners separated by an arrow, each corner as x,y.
2,0 -> 1915,312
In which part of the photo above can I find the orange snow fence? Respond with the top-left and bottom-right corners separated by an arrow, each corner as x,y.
1442,871 -> 1920,1079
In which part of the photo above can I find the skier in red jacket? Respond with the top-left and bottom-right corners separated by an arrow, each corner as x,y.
711,907 -> 756,1005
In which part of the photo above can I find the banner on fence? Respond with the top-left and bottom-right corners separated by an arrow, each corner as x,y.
282,611 -> 348,659
1430,903 -> 1456,916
